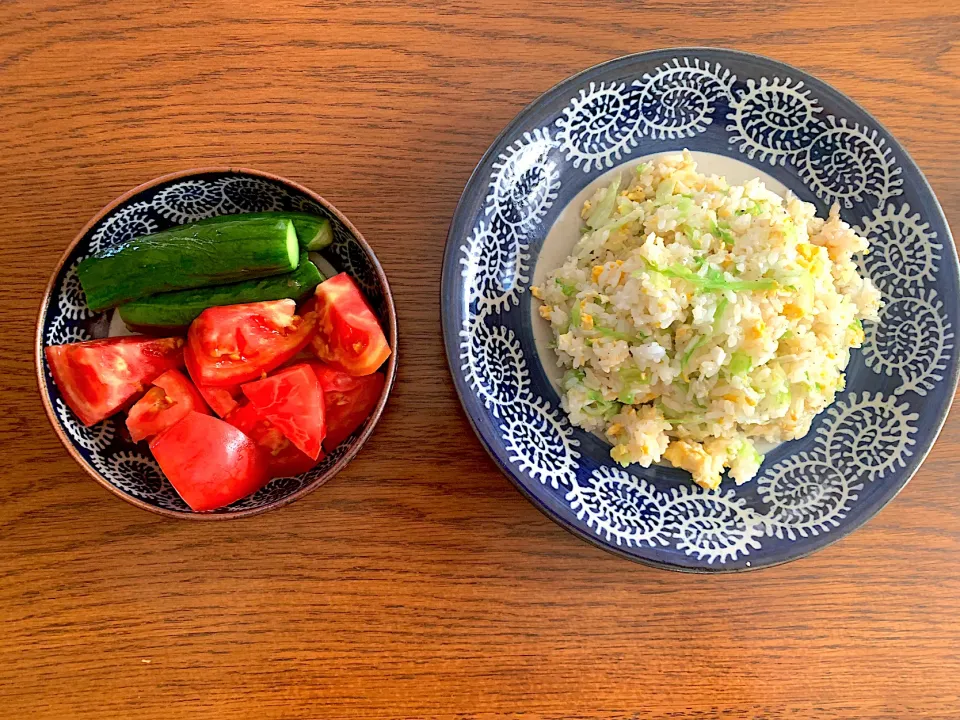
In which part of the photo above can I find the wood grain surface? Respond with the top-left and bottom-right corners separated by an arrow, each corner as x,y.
2,1 -> 959,718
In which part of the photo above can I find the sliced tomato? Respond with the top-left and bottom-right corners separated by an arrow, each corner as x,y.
45,336 -> 185,426
308,273 -> 391,376
183,341 -> 242,417
149,411 -> 270,511
225,402 -> 320,478
241,364 -> 325,460
125,369 -> 208,442
186,299 -> 317,387
195,382 -> 241,418
309,362 -> 385,449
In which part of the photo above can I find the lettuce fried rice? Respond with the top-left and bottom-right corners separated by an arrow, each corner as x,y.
532,151 -> 881,490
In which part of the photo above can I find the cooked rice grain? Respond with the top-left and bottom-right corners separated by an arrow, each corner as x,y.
534,151 -> 881,489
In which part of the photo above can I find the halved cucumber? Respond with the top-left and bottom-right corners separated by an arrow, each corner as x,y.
195,211 -> 333,251
118,254 -> 323,331
78,217 -> 300,312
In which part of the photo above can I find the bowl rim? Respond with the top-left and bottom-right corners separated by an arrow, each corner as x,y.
35,166 -> 399,520
440,47 -> 960,571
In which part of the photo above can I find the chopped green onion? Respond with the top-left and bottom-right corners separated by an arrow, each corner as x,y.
555,278 -> 577,297
779,329 -> 793,340
850,318 -> 863,332
728,351 -> 752,376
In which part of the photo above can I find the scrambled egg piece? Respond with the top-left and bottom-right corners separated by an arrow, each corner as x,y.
663,440 -> 726,490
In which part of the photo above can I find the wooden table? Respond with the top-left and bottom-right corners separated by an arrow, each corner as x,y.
2,1 -> 959,717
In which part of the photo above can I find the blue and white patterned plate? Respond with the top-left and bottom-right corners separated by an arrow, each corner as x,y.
37,169 -> 397,518
441,49 -> 958,571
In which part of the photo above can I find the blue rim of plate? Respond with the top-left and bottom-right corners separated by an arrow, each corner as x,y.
441,47 -> 959,571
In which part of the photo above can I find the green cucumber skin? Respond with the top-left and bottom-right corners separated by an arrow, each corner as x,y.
78,218 -> 299,312
194,212 -> 333,251
118,254 -> 323,331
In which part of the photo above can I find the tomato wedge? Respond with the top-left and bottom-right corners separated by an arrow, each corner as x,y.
194,382 -> 241,418
149,411 -> 270,511
186,299 -> 317,387
183,342 -> 242,416
225,402 -> 320,478
126,369 -> 208,443
309,274 -> 391,376
45,336 -> 185,426
309,362 -> 385,449
241,364 -> 325,460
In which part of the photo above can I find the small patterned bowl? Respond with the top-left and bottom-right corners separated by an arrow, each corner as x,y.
36,168 -> 398,519
442,48 -> 959,571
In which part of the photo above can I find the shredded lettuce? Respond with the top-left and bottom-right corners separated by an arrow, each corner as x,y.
711,220 -> 736,247
570,301 -> 582,328
686,225 -> 703,249
595,206 -> 644,234
736,201 -> 764,217
620,367 -> 651,385
562,368 -> 585,391
782,218 -> 799,244
681,336 -> 706,370
555,278 -> 577,297
583,389 -> 621,419
635,162 -> 651,175
586,178 -> 621,229
593,325 -> 648,342
655,178 -> 676,203
713,297 -> 729,332
735,440 -> 763,466
677,196 -> 694,218
634,262 -> 776,293
617,367 -> 651,403
728,351 -> 753,376
657,400 -> 703,424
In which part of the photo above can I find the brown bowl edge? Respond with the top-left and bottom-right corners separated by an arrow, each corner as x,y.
34,166 -> 399,520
